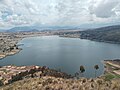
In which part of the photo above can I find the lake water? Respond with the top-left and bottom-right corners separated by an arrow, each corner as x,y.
1,36 -> 120,78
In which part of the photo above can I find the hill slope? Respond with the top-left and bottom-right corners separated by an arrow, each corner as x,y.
80,25 -> 120,43
1,76 -> 120,90
0,60 -> 120,90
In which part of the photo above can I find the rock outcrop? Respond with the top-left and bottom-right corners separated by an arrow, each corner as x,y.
0,65 -> 71,86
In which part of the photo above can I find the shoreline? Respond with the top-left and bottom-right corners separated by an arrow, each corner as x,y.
1,33 -> 120,60
0,37 -> 23,60
0,49 -> 22,60
101,59 -> 120,81
0,34 -> 71,60
80,38 -> 120,45
104,60 -> 120,74
0,34 -> 53,60
0,65 -> 71,85
59,34 -> 80,38
0,60 -> 120,89
58,34 -> 120,45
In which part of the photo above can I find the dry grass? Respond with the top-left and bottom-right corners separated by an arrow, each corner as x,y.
0,76 -> 120,90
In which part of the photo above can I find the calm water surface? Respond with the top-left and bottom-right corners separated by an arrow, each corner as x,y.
1,36 -> 120,78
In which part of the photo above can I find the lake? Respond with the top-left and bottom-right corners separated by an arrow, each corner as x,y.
1,36 -> 120,78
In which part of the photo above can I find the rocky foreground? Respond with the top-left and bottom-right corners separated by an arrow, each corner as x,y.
0,65 -> 71,86
0,75 -> 120,90
0,60 -> 120,90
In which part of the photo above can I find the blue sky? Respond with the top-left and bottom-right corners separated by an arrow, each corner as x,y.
0,0 -> 120,29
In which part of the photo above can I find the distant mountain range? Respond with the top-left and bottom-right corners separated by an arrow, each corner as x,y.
0,26 -> 82,32
5,27 -> 39,33
0,24 -> 120,33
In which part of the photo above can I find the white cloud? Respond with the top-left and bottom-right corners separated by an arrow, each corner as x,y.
93,0 -> 119,18
0,0 -> 120,29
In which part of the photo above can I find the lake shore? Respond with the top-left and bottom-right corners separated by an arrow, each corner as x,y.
0,59 -> 119,85
0,48 -> 22,60
0,65 -> 71,86
59,34 -> 80,38
0,31 -> 55,60
0,60 -> 120,89
104,59 -> 120,75
59,34 -> 120,45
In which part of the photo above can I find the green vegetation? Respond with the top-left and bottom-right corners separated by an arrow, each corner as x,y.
94,65 -> 99,77
9,46 -> 14,51
80,65 -> 85,77
104,73 -> 120,81
1,69 -> 8,73
58,25 -> 120,44
80,25 -> 120,43
75,65 -> 100,78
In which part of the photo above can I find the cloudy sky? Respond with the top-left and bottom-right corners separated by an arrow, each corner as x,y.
0,0 -> 120,29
